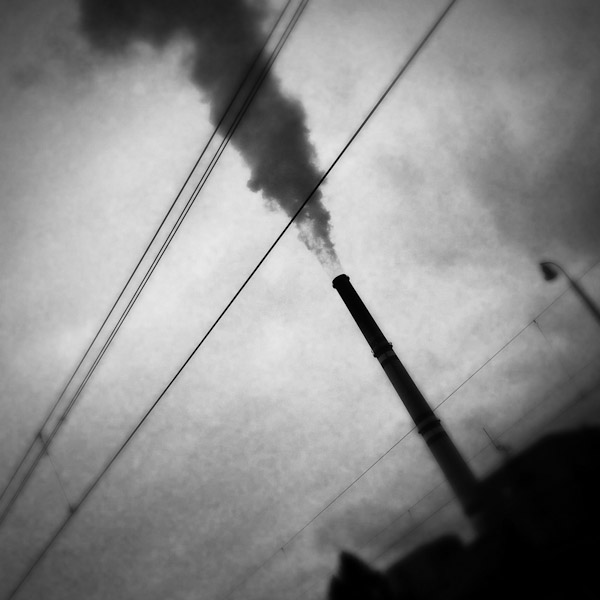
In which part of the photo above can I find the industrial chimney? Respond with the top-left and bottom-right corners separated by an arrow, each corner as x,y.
332,274 -> 481,523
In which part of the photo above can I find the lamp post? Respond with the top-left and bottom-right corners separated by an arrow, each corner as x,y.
539,261 -> 600,327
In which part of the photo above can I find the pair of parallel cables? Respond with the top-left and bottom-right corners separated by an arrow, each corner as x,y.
0,0 -> 307,529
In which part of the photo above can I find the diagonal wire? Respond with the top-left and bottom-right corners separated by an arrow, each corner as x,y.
0,0 -> 301,530
41,439 -> 75,514
433,320 -> 535,411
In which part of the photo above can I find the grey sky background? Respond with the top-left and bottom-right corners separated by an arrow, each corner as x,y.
1,0 -> 600,598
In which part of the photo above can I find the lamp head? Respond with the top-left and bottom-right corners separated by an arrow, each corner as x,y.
540,262 -> 559,281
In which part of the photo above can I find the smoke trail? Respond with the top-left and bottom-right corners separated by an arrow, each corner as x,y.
77,0 -> 340,272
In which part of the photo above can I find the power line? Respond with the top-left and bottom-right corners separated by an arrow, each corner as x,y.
0,0 -> 301,530
434,320 -> 534,411
41,438 -> 75,515
4,1 -> 459,595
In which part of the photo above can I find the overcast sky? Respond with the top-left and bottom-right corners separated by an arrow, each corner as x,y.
1,0 -> 600,599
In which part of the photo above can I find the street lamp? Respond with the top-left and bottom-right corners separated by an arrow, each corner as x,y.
539,260 -> 600,327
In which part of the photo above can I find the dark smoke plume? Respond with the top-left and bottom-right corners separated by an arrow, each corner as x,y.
78,0 -> 339,271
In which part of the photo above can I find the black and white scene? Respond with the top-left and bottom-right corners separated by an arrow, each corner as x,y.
1,0 -> 600,598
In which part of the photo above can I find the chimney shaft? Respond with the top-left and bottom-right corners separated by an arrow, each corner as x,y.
332,274 -> 480,519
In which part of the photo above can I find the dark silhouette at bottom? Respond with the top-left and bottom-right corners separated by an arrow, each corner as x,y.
328,426 -> 600,600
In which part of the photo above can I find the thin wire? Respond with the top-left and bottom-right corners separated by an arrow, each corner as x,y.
434,320 -> 535,411
0,0 -> 301,530
535,257 -> 600,321
0,0 -> 296,510
42,443 -> 74,513
4,1 -> 458,596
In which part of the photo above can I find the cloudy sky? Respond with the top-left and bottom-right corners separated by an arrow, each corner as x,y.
1,0 -> 600,598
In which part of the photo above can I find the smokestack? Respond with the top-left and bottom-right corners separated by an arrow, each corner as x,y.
332,274 -> 481,521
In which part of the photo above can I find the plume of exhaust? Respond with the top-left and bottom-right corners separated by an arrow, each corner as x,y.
77,0 -> 341,274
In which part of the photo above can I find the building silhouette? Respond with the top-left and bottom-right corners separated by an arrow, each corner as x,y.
328,426 -> 600,600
